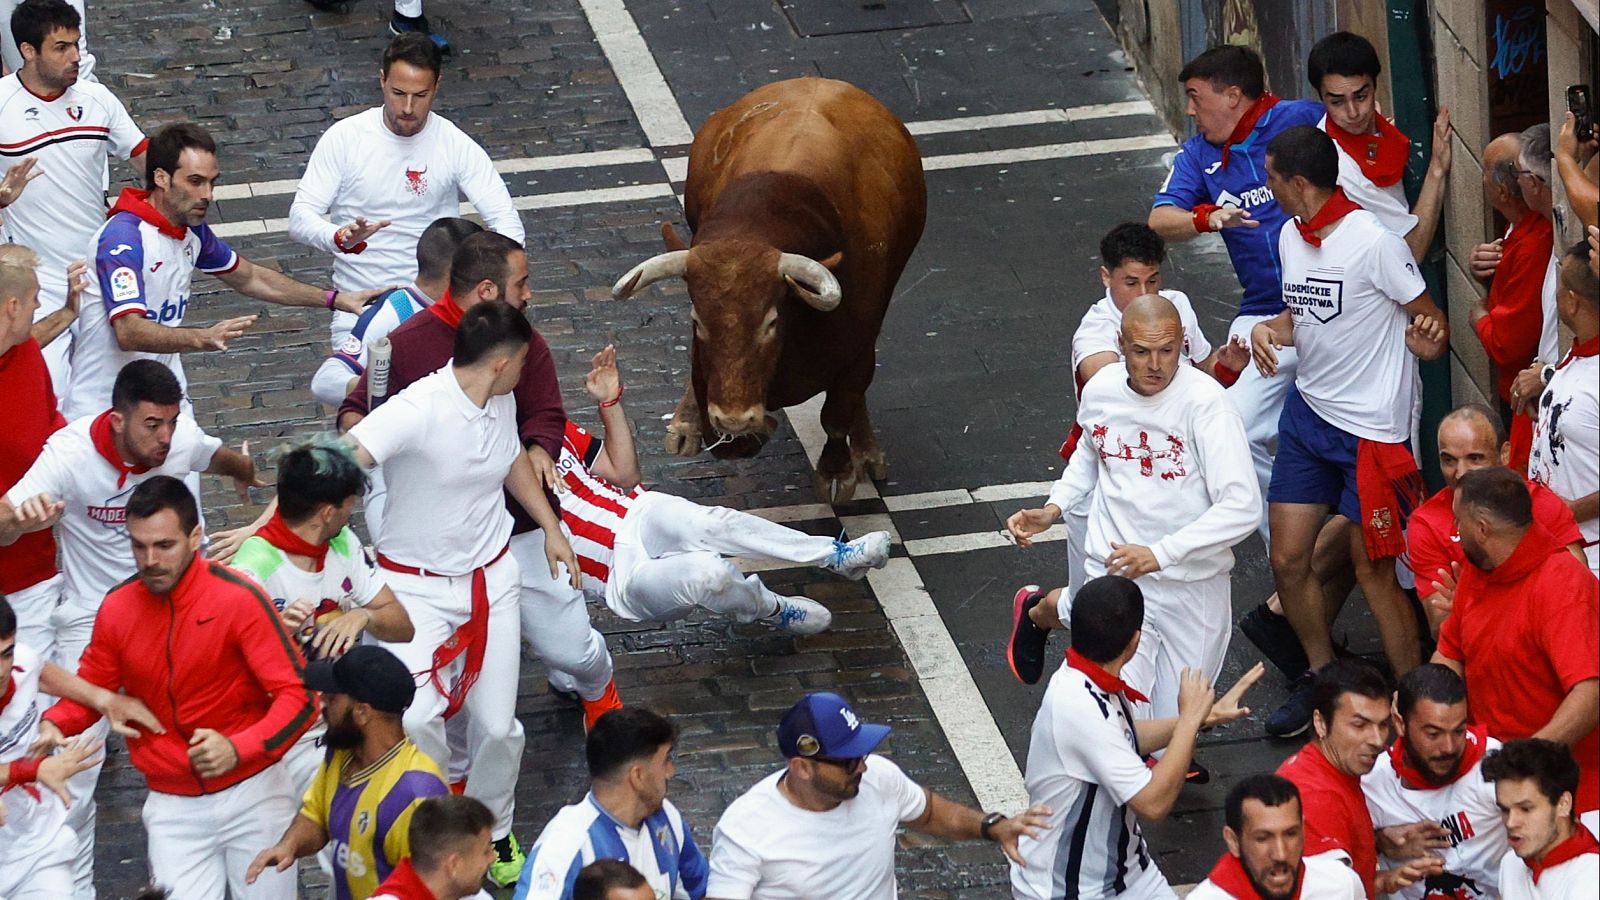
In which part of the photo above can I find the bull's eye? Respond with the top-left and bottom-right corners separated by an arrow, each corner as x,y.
760,312 -> 779,341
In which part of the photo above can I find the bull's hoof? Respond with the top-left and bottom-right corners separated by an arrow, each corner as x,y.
664,422 -> 702,457
856,449 -> 889,481
813,467 -> 860,505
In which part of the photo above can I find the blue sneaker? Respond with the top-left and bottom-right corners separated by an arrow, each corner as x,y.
390,11 -> 452,55
765,596 -> 831,635
823,531 -> 891,580
1266,671 -> 1317,738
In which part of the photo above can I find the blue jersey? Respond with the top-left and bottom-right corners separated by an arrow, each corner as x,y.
515,793 -> 708,900
1152,98 -> 1325,317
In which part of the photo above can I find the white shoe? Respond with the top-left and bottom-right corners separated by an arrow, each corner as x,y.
765,596 -> 832,634
824,531 -> 891,580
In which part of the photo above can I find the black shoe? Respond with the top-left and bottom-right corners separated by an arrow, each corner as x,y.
1007,585 -> 1050,685
1266,671 -> 1317,738
1240,603 -> 1310,680
390,10 -> 452,54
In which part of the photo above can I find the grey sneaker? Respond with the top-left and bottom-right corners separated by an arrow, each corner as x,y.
824,531 -> 891,580
765,596 -> 832,634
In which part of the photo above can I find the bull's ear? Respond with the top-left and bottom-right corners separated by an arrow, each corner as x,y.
818,251 -> 843,270
661,222 -> 689,252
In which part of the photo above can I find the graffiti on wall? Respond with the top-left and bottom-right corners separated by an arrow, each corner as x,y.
1486,0 -> 1549,135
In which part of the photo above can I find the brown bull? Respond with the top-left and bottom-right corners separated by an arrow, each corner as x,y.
612,77 -> 926,503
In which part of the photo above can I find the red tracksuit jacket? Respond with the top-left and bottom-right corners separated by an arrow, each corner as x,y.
44,554 -> 318,796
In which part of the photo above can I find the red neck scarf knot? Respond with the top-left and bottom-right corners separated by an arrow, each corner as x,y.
1219,92 -> 1280,170
90,410 -> 150,488
1066,647 -> 1150,703
1294,187 -> 1363,247
1325,115 -> 1409,187
254,509 -> 330,570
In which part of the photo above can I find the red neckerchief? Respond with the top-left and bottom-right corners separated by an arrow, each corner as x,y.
1065,647 -> 1150,703
1219,92 -> 1280,170
107,188 -> 186,240
1558,335 -> 1599,369
90,410 -> 150,488
369,857 -> 440,899
1203,851 -> 1304,899
254,509 -> 329,571
427,290 -> 465,328
1388,724 -> 1489,789
1325,115 -> 1409,187
1294,187 -> 1363,247
1526,824 -> 1600,884
0,670 -> 15,713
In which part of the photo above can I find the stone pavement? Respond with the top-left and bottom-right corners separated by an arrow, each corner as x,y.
71,0 -> 1400,896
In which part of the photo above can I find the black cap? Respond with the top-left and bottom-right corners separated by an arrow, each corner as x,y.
303,645 -> 415,713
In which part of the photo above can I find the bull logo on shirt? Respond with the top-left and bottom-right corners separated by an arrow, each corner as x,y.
1420,872 -> 1484,899
1090,426 -> 1189,481
404,165 -> 428,196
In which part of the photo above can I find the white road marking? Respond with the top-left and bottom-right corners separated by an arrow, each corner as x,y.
904,99 -> 1157,135
574,0 -> 696,147
922,133 -> 1175,171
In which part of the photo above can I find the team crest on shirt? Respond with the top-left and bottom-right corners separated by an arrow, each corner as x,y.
338,334 -> 362,356
1369,506 -> 1394,536
357,811 -> 370,834
404,165 -> 428,196
66,104 -> 84,121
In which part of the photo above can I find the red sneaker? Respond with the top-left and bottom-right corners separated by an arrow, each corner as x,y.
581,680 -> 624,732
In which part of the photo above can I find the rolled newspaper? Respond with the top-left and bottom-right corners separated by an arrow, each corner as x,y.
368,336 -> 393,405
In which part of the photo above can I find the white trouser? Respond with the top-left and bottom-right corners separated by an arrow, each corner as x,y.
378,553 -> 523,839
1065,503 -> 1089,599
1226,315 -> 1299,547
509,525 -> 613,701
1115,571 -> 1232,727
53,592 -> 107,899
394,0 -> 423,16
0,818 -> 76,900
142,764 -> 298,899
6,574 -> 62,662
605,491 -> 831,623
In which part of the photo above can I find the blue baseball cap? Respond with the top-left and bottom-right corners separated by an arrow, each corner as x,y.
777,692 -> 890,759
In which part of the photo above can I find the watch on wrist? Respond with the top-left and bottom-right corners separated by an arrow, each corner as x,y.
979,811 -> 1006,841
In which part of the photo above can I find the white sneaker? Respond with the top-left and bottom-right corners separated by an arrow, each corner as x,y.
824,531 -> 891,580
765,596 -> 832,634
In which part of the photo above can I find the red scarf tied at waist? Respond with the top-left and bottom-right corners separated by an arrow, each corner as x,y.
1294,187 -> 1363,247
377,546 -> 507,720
254,510 -> 330,570
1325,116 -> 1410,187
1356,439 -> 1423,559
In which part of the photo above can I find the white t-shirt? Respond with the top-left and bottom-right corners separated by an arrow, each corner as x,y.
1277,208 -> 1427,442
288,108 -> 524,296
229,526 -> 386,654
348,366 -> 518,575
0,643 -> 70,869
1319,114 -> 1418,239
1496,832 -> 1600,900
1045,364 -> 1259,586
1361,735 -> 1507,900
1528,353 -> 1599,574
1185,852 -> 1364,900
5,411 -> 219,605
1011,660 -> 1169,900
67,203 -> 240,420
0,73 -> 143,311
1069,288 -> 1213,380
1538,252 -> 1561,366
707,754 -> 928,900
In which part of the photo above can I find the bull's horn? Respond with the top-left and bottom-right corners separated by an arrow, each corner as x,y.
612,251 -> 689,300
778,253 -> 842,311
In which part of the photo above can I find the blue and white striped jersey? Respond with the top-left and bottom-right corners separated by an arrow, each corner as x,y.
514,793 -> 707,900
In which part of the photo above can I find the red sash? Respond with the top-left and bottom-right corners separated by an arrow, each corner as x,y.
377,545 -> 507,720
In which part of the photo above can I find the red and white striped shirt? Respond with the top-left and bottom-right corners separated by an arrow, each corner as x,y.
557,421 -> 643,593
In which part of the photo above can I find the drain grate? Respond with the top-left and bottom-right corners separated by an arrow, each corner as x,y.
779,0 -> 969,36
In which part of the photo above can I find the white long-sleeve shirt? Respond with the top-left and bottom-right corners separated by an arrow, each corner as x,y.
1045,363 -> 1259,583
288,107 -> 524,297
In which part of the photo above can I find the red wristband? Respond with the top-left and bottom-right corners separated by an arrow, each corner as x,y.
1192,204 -> 1221,234
1214,362 -> 1242,388
599,384 -> 625,409
6,756 -> 41,786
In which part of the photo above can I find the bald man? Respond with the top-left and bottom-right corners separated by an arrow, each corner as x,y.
1009,295 -> 1262,727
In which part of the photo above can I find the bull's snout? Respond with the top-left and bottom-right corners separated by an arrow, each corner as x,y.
706,403 -> 767,435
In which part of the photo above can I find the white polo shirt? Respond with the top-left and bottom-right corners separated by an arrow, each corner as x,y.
706,754 -> 928,900
1277,208 -> 1427,443
0,73 -> 144,312
348,366 -> 518,574
66,192 -> 240,420
1011,659 -> 1171,900
1069,288 -> 1213,380
1528,351 -> 1599,575
1361,732 -> 1506,900
5,410 -> 219,605
0,643 -> 70,874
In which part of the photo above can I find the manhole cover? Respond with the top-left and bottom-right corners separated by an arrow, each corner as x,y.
779,0 -> 968,36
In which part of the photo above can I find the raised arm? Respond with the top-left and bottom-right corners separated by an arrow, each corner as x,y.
584,345 -> 641,489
